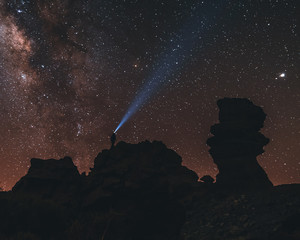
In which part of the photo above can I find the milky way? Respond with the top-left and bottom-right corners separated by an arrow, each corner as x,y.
0,0 -> 299,189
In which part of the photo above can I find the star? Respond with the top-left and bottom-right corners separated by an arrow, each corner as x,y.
279,72 -> 286,78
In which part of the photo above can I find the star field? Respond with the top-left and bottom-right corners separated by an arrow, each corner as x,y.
0,0 -> 299,190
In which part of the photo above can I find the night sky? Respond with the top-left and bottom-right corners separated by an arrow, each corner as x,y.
0,0 -> 299,190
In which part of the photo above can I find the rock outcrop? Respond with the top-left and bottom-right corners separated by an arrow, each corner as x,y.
207,98 -> 273,190
89,140 -> 199,199
82,141 -> 199,239
12,156 -> 82,198
9,141 -> 199,240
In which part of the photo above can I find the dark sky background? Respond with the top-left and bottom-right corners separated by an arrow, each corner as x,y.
0,0 -> 299,190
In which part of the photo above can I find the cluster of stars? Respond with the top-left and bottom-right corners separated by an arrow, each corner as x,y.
0,0 -> 299,190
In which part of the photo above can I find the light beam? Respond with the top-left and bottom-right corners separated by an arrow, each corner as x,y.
114,5 -> 216,133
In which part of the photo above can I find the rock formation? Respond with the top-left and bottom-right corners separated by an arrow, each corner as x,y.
10,141 -> 199,240
2,98 -> 298,240
89,140 -> 199,198
85,140 -> 199,239
12,156 -> 83,198
207,98 -> 273,190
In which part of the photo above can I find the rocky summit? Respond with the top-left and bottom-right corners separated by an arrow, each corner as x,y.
89,140 -> 199,199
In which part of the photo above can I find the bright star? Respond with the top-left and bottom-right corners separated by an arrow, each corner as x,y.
21,73 -> 27,80
279,73 -> 286,78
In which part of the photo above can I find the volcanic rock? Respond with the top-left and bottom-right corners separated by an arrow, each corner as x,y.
82,140 -> 199,240
12,156 -> 82,198
207,98 -> 273,190
86,140 -> 199,205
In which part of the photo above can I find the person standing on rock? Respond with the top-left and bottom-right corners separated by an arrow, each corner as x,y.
111,132 -> 116,148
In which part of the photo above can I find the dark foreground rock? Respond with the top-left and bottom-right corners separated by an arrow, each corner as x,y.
182,184 -> 300,240
1,141 -> 199,240
207,98 -> 273,191
83,140 -> 199,240
12,157 -> 83,197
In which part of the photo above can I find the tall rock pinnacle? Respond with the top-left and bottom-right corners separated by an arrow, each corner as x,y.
207,98 -> 273,190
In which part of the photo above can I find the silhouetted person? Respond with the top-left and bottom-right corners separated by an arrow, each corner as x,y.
111,132 -> 116,148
